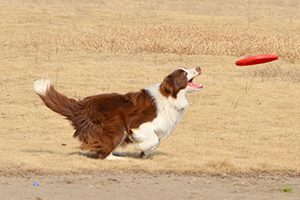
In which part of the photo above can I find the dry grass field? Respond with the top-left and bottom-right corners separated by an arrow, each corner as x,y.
1,0 -> 300,179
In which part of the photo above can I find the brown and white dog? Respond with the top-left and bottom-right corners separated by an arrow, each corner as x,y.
34,67 -> 203,160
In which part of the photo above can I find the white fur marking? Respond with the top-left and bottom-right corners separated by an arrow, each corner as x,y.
105,152 -> 125,160
34,78 -> 52,96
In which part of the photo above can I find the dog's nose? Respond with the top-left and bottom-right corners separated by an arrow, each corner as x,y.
196,67 -> 201,73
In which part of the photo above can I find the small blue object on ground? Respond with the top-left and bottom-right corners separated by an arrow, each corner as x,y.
33,182 -> 40,186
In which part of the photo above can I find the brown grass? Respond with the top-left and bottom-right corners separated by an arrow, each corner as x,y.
247,64 -> 300,83
13,27 -> 300,63
1,0 -> 300,176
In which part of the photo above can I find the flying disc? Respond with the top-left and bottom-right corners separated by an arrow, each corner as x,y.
235,54 -> 278,66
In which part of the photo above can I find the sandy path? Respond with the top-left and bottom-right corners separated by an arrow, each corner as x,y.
1,172 -> 299,200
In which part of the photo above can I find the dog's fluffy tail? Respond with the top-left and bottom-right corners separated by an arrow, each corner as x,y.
34,79 -> 78,120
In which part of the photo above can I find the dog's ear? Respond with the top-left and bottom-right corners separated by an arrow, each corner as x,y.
160,75 -> 175,97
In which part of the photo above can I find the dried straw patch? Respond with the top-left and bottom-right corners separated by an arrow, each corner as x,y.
14,26 -> 300,63
245,64 -> 300,83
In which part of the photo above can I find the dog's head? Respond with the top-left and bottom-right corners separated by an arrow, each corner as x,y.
160,67 -> 203,98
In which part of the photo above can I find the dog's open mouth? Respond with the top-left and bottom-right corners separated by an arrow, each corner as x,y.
188,78 -> 203,89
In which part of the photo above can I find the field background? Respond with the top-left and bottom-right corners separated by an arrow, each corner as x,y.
1,0 -> 300,176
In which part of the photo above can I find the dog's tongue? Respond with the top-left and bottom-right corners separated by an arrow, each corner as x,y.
188,79 -> 203,89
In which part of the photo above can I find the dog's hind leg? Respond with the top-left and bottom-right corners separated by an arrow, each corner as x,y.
82,121 -> 128,160
96,138 -> 127,160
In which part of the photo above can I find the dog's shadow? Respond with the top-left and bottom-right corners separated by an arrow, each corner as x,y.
68,151 -> 167,159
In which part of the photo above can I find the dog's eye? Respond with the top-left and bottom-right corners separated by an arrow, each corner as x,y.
181,71 -> 187,77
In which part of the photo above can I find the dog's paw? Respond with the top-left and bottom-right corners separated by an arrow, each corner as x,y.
105,153 -> 126,160
140,151 -> 147,159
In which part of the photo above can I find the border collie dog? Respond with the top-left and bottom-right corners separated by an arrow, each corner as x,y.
34,67 -> 203,160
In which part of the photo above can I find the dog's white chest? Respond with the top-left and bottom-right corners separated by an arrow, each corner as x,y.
145,85 -> 189,139
152,105 -> 184,139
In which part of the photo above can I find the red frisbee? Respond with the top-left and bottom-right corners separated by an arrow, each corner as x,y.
235,54 -> 278,66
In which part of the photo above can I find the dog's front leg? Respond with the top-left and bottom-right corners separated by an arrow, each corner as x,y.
134,131 -> 160,159
139,139 -> 160,158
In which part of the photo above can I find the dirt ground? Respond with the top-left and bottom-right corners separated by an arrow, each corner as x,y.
1,172 -> 299,200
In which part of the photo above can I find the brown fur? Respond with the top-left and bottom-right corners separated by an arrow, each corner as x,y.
38,85 -> 157,159
160,69 -> 188,98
